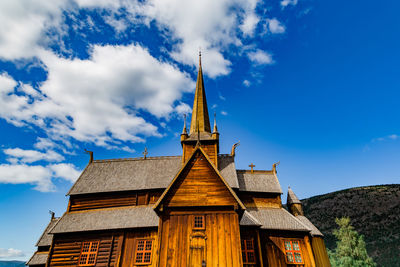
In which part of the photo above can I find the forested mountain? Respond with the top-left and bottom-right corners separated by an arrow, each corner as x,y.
302,184 -> 400,267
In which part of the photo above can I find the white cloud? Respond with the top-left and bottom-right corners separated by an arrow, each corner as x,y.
0,44 -> 195,149
221,111 -> 228,116
247,49 -> 274,65
49,163 -> 81,182
280,0 -> 298,8
4,148 -> 64,163
175,102 -> 192,115
239,0 -> 260,37
34,137 -> 57,150
0,0 -> 69,60
0,162 -> 81,192
218,92 -> 226,101
243,80 -> 251,87
372,134 -> 399,143
266,18 -> 286,34
0,248 -> 24,258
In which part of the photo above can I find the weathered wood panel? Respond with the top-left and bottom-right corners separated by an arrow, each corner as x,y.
120,229 -> 158,267
69,191 -> 162,212
165,152 -> 236,207
265,235 -> 315,267
311,237 -> 331,267
239,193 -> 282,209
49,232 -> 121,267
159,211 -> 242,267
183,143 -> 217,166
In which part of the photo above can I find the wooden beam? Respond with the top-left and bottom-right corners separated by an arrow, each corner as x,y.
256,230 -> 264,267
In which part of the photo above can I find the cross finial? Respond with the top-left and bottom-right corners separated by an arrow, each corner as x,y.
249,163 -> 255,173
142,147 -> 148,159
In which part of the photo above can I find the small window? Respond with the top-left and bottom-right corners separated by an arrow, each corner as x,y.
79,241 -> 99,266
241,238 -> 256,266
284,240 -> 303,264
193,215 -> 205,230
135,239 -> 153,264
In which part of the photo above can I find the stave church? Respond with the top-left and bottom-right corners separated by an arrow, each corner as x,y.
27,54 -> 331,267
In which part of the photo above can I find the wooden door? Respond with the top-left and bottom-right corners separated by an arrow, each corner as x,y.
189,232 -> 207,267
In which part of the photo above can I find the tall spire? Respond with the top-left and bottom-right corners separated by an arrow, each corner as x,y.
213,112 -> 218,133
189,51 -> 211,134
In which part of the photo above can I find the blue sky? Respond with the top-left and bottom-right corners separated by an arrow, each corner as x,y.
1,0 -> 399,261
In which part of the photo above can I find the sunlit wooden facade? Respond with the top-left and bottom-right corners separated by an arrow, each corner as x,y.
28,55 -> 330,267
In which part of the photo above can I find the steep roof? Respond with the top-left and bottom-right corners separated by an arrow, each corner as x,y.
154,146 -> 246,210
68,155 -> 241,195
50,206 -> 158,234
189,53 -> 211,135
35,217 -> 59,247
296,215 -> 324,236
242,208 -> 310,232
287,187 -> 301,205
237,170 -> 282,193
26,252 -> 48,266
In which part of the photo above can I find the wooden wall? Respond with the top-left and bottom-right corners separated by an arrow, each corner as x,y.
120,229 -> 159,267
239,193 -> 282,209
311,237 -> 331,267
165,151 -> 236,207
261,233 -> 316,267
182,142 -> 218,166
69,191 -> 162,212
158,211 -> 242,267
48,232 -> 121,267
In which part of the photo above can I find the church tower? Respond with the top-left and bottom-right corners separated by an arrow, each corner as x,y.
181,52 -> 219,166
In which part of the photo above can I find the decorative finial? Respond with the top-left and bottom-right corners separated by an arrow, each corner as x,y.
272,161 -> 280,174
249,163 -> 255,173
49,210 -> 55,220
84,149 -> 93,164
199,49 -> 202,67
230,141 -> 240,157
182,114 -> 188,135
213,112 -> 218,133
142,147 -> 148,159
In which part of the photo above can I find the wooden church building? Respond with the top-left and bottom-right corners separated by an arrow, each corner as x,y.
28,55 -> 331,267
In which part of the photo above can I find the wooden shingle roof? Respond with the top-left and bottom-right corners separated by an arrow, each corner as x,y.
35,217 -> 59,247
237,170 -> 282,193
26,252 -> 48,266
68,155 -> 242,195
296,215 -> 324,236
50,206 -> 158,234
242,208 -> 310,232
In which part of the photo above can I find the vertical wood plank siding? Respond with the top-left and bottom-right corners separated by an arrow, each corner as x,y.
311,237 -> 331,267
159,212 -> 242,267
165,152 -> 235,207
120,230 -> 159,267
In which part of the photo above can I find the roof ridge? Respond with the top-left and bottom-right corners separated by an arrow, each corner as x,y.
93,155 -> 181,163
237,169 -> 273,173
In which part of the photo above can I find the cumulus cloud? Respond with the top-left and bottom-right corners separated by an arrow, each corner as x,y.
0,0 -> 69,60
0,44 -> 194,149
0,248 -> 24,258
247,49 -> 274,65
266,18 -> 286,34
4,148 -> 64,163
175,102 -> 192,115
0,162 -> 80,192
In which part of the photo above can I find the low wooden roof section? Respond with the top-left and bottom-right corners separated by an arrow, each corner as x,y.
50,206 -> 158,234
237,170 -> 282,193
154,146 -> 246,210
26,252 -> 48,266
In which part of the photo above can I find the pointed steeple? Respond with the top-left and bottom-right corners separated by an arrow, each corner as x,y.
213,112 -> 218,133
287,187 -> 301,205
181,114 -> 188,135
287,187 -> 304,216
189,51 -> 211,135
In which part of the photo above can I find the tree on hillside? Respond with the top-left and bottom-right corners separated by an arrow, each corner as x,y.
329,217 -> 376,267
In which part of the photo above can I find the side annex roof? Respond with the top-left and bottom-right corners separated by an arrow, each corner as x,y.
154,146 -> 246,210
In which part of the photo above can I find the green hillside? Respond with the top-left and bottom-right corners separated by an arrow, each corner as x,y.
302,184 -> 400,267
